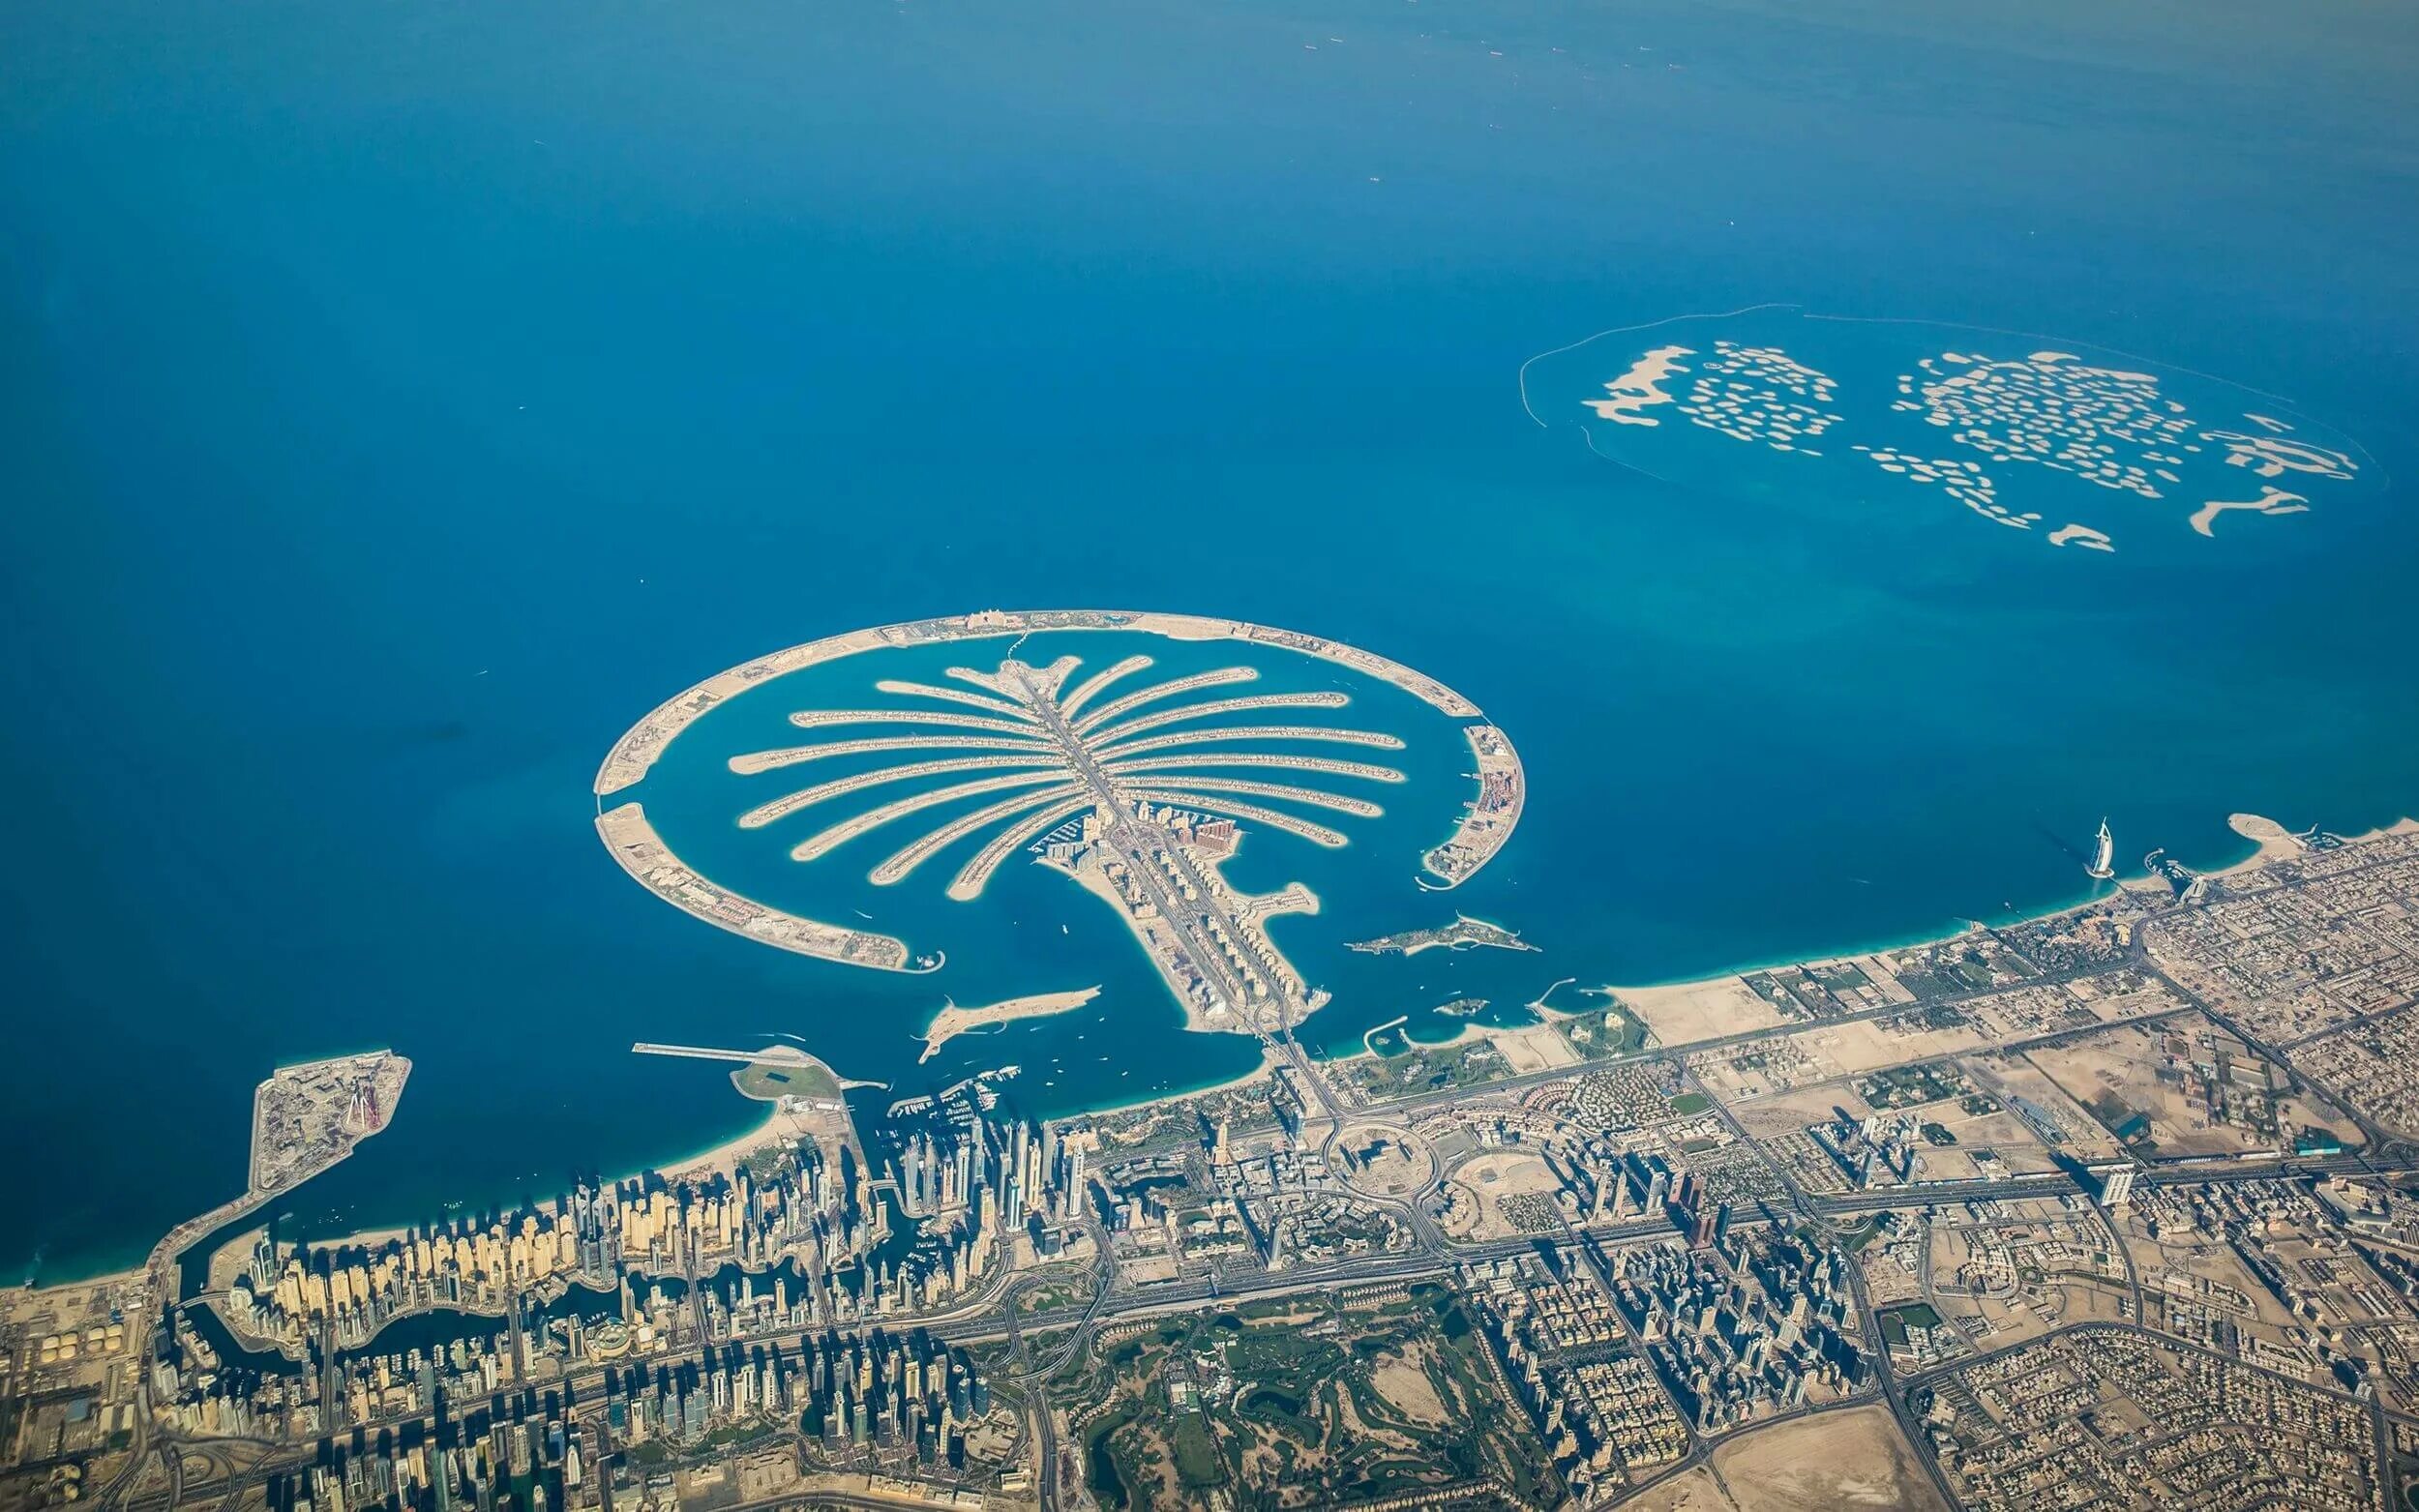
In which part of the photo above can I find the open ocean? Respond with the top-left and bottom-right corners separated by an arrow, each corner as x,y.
4,0 -> 2416,1282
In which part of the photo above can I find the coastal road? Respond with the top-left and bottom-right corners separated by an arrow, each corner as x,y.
995,1283 -> 1056,1511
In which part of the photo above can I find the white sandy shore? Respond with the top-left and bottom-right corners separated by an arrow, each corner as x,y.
651,1106 -> 798,1182
2210,812 -> 2418,877
2215,813 -> 2306,875
1598,815 -> 2419,1052
1072,1045 -> 1287,1121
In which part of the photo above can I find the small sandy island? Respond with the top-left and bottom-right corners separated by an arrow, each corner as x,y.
919,987 -> 1101,1063
1584,344 -> 1693,426
1347,914 -> 1538,958
2191,486 -> 2308,537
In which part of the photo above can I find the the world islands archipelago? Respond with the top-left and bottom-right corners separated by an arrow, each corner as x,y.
1523,307 -> 2382,557
21,620 -> 2419,1512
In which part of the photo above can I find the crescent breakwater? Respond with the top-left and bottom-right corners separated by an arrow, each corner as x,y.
594,801 -> 932,972
1422,723 -> 1524,889
594,609 -> 1487,798
591,609 -> 1525,977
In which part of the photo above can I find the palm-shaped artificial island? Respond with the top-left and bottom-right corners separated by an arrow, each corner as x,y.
595,609 -> 1524,1042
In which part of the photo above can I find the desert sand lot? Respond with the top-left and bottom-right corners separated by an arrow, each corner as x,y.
1436,1147 -> 1566,1240
1689,1014 -> 1998,1105
1806,1017 -> 1988,1078
1619,1468 -> 1737,1512
1618,976 -> 1792,1043
2022,1013 -> 2367,1157
1489,1018 -> 1586,1074
1728,1082 -> 1872,1138
1717,1405 -> 1949,1512
1962,1052 -> 2127,1160
1617,1406 -> 1947,1512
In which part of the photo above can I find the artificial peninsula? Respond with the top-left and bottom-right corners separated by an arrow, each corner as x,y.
593,610 -> 1529,1058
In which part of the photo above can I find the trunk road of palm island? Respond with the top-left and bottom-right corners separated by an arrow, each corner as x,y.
1006,658 -> 1323,1043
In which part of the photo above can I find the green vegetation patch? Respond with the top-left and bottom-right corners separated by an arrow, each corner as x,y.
1879,1302 -> 1946,1349
1554,1004 -> 1653,1059
732,1055 -> 841,1103
1053,1284 -> 1562,1508
1343,1037 -> 1514,1098
1168,1413 -> 1222,1489
1858,1060 -> 1969,1111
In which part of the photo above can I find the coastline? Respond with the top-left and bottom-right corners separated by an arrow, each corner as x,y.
1589,811 -> 2419,1019
648,1104 -> 790,1183
2212,811 -> 2342,877
25,811 -> 2418,1292
1062,1044 -> 1288,1123
1330,811 -> 2419,1074
596,808 -> 2419,1196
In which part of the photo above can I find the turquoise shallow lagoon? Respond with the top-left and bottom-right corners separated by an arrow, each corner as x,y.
3,0 -> 2416,1280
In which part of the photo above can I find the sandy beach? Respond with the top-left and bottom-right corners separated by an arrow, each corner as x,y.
2214,812 -> 2307,875
2211,812 -> 2419,878
1072,1043 -> 1288,1121
652,1106 -> 796,1182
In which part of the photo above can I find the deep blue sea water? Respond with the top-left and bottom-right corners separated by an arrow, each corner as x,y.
5,0 -> 2416,1281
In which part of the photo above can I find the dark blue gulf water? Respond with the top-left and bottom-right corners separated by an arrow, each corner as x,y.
4,0 -> 2415,1280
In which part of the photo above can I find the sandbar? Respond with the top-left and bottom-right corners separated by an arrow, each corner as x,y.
2046,522 -> 2113,550
918,987 -> 1102,1063
2189,486 -> 2308,537
1583,343 -> 1693,426
1347,913 -> 1538,957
